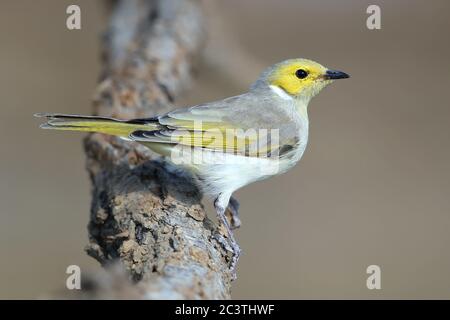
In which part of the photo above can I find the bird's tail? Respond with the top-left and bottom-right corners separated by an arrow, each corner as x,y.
35,113 -> 158,137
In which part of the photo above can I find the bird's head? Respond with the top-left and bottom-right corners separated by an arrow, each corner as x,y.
253,58 -> 349,102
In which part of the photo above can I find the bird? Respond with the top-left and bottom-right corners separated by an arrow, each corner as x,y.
36,58 -> 349,279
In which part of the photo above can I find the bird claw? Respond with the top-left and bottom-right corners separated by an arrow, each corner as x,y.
213,232 -> 232,252
228,241 -> 241,280
212,231 -> 241,280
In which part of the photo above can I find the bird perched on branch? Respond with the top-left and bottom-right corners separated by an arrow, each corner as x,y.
36,58 -> 349,279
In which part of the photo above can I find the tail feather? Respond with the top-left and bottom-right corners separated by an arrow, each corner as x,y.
35,113 -> 159,137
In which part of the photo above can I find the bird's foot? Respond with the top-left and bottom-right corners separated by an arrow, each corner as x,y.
226,196 -> 241,230
228,239 -> 241,280
212,232 -> 232,252
214,195 -> 241,280
213,230 -> 241,280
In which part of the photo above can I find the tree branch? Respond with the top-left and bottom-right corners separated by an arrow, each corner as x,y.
82,0 -> 232,299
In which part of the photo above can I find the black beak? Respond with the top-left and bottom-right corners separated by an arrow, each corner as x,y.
325,69 -> 350,80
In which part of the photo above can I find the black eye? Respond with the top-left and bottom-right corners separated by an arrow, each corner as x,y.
295,69 -> 308,79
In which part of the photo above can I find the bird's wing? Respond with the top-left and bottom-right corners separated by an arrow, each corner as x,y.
130,93 -> 301,158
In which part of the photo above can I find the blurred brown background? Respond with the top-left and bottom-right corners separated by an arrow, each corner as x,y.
1,0 -> 450,299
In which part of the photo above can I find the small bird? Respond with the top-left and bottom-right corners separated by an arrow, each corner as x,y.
36,58 -> 349,278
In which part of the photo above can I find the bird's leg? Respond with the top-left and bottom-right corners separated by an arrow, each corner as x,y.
213,196 -> 241,280
226,196 -> 241,230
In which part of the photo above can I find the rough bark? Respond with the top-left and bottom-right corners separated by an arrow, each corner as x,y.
81,0 -> 232,299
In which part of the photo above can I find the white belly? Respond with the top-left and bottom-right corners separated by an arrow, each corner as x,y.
190,140 -> 307,198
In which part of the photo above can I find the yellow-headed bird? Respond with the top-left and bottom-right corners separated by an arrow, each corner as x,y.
36,58 -> 349,278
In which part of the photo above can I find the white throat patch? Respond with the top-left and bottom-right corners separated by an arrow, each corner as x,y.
269,85 -> 293,101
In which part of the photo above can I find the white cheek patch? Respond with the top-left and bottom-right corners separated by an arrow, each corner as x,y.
269,85 -> 293,101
